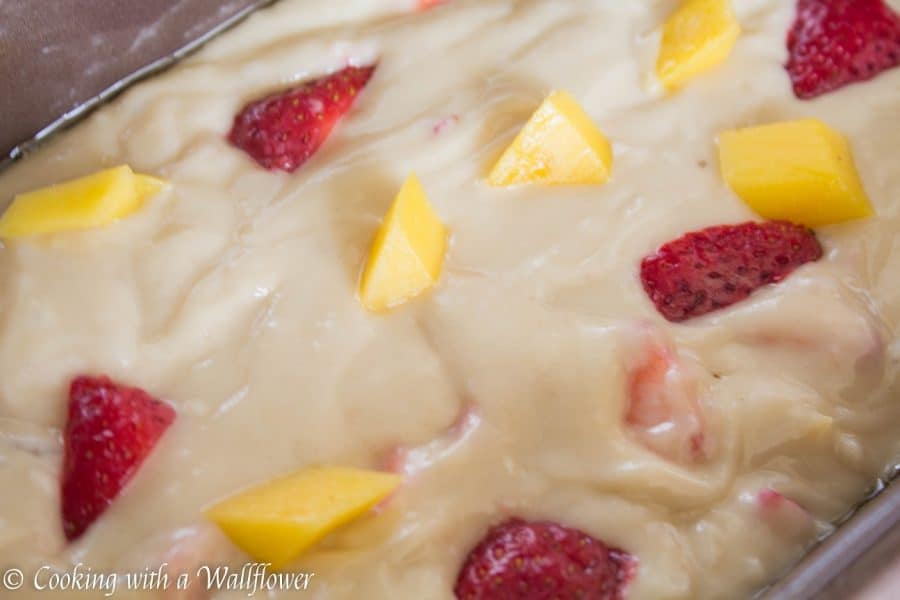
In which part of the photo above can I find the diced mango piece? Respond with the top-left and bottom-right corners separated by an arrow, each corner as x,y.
359,173 -> 448,312
656,0 -> 741,91
0,165 -> 167,239
719,119 -> 873,227
488,90 -> 613,186
206,466 -> 401,569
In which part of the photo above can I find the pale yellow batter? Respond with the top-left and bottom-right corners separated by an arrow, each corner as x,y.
0,0 -> 899,598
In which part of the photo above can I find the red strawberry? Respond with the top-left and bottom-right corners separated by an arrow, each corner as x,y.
640,221 -> 823,322
455,519 -> 636,600
229,64 -> 376,172
62,375 -> 175,541
786,0 -> 900,99
418,0 -> 447,9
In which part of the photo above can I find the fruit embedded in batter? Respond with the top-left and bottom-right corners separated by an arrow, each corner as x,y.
382,405 -> 481,477
488,90 -> 613,187
2,0 -> 900,597
786,0 -> 900,99
756,488 -> 816,539
454,519 -> 636,600
359,173 -> 448,312
229,64 -> 376,173
61,376 -> 176,541
0,166 -> 167,239
719,119 -> 873,227
432,114 -> 460,136
640,221 -> 823,322
205,466 -> 401,569
623,326 -> 709,464
656,0 -> 741,91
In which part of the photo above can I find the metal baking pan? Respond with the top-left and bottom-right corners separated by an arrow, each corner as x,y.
0,0 -> 274,163
1,1 -> 897,598
761,472 -> 900,599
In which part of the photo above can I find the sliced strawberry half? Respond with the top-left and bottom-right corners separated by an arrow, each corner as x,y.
624,326 -> 708,464
756,488 -> 817,538
61,375 -> 175,541
640,221 -> 823,322
786,0 -> 900,99
455,519 -> 636,600
229,64 -> 376,173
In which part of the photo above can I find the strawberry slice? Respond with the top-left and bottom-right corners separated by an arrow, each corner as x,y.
640,221 -> 823,322
786,0 -> 900,99
624,327 -> 708,464
61,376 -> 175,541
229,64 -> 376,173
756,488 -> 816,538
455,519 -> 636,600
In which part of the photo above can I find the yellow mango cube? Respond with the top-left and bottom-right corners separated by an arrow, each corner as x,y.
656,0 -> 741,91
488,90 -> 613,187
719,119 -> 873,227
359,173 -> 448,312
0,165 -> 167,239
206,466 -> 401,569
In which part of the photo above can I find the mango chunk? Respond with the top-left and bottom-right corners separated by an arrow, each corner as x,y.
359,173 -> 448,312
656,0 -> 741,91
206,466 -> 401,569
719,119 -> 873,227
488,90 -> 612,186
0,165 -> 167,239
